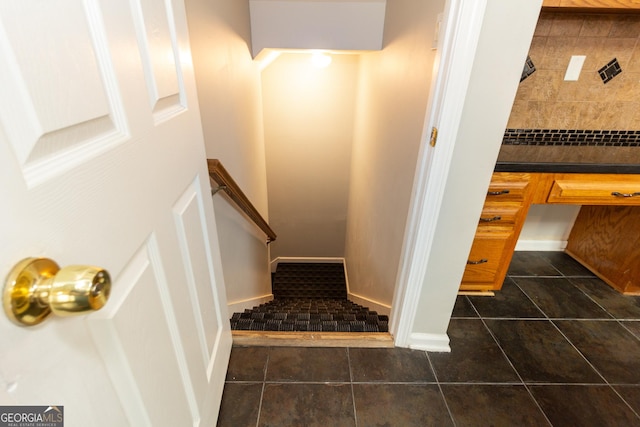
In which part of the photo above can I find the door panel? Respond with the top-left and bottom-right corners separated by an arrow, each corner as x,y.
0,0 -> 126,188
0,0 -> 231,425
130,0 -> 186,120
173,178 -> 223,363
89,237 -> 196,427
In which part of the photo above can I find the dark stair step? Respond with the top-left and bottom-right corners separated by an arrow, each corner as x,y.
230,298 -> 389,333
229,263 -> 386,332
272,263 -> 347,299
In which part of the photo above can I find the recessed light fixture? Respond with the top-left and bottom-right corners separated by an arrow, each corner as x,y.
311,52 -> 332,68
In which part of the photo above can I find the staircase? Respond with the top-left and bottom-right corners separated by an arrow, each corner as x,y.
229,263 -> 389,333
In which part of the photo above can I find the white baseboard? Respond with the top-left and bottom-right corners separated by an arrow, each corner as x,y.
515,239 -> 567,251
227,294 -> 274,316
270,256 -> 345,273
348,292 -> 391,316
407,332 -> 451,352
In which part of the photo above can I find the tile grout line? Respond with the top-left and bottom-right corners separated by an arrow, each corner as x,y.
424,351 -> 457,427
346,348 -> 359,427
519,254 -> 640,418
513,257 -> 640,422
253,348 -> 271,427
468,293 -> 554,427
547,319 -> 640,421
512,264 -> 633,425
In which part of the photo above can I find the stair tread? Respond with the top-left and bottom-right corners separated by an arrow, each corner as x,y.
231,263 -> 385,333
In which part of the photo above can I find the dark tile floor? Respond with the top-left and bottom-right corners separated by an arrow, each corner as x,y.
217,251 -> 640,426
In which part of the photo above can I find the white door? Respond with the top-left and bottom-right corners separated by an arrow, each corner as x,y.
0,0 -> 232,426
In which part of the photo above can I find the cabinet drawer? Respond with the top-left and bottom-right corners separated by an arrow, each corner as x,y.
486,173 -> 531,202
548,177 -> 640,205
478,203 -> 521,228
461,233 -> 510,283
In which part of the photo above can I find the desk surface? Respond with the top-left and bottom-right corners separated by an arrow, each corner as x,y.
495,162 -> 640,175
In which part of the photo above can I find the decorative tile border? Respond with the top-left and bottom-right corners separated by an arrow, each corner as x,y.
598,58 -> 622,84
503,129 -> 640,147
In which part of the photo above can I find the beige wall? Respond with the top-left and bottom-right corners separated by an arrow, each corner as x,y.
185,0 -> 272,312
509,12 -> 640,130
261,53 -> 359,259
344,0 -> 444,307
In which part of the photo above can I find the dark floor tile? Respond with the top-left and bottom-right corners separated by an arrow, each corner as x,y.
485,319 -> 603,383
622,321 -> 640,340
266,347 -> 350,382
614,385 -> 640,415
571,277 -> 640,319
451,295 -> 478,318
226,346 -> 269,381
429,319 -> 520,383
468,277 -> 545,319
515,277 -> 612,319
353,384 -> 453,426
349,347 -> 435,383
537,251 -> 596,277
529,385 -> 640,427
555,320 -> 640,384
441,384 -> 550,427
507,251 -> 561,276
259,383 -> 355,427
217,383 -> 262,427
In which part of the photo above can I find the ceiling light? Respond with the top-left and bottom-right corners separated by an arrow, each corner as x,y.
311,52 -> 332,68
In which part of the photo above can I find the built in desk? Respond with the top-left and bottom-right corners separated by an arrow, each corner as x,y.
460,162 -> 640,295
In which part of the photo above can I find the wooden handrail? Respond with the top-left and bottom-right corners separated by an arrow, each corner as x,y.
207,159 -> 277,243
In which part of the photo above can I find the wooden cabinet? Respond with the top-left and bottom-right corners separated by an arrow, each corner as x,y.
567,206 -> 640,294
460,171 -> 640,293
542,0 -> 640,9
459,173 -> 536,292
547,174 -> 640,205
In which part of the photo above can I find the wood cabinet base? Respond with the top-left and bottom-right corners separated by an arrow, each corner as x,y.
566,205 -> 640,295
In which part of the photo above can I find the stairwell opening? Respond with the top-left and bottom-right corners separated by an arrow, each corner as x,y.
230,262 -> 389,332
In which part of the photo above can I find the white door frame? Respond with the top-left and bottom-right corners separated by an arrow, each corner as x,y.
391,0 -> 543,350
390,0 -> 488,349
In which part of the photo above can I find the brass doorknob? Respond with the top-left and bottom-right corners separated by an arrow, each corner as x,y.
3,257 -> 111,327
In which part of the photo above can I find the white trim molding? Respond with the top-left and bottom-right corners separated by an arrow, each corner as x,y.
270,256 -> 345,273
515,240 -> 568,252
407,333 -> 451,352
390,0 -> 488,347
227,293 -> 274,316
348,292 -> 391,316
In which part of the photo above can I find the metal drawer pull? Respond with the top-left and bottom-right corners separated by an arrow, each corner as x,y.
480,216 -> 502,222
467,258 -> 488,265
611,191 -> 640,198
487,190 -> 510,196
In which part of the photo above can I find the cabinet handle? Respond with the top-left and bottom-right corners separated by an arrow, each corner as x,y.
611,191 -> 640,198
479,216 -> 502,222
467,258 -> 488,265
487,189 -> 510,196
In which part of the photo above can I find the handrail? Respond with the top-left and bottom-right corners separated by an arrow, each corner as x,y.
207,159 -> 277,243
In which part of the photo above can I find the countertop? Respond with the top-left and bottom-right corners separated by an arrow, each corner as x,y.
494,161 -> 640,174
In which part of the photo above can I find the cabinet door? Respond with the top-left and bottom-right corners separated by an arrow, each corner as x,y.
567,205 -> 640,294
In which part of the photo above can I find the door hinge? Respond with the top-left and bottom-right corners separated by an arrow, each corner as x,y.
429,126 -> 438,147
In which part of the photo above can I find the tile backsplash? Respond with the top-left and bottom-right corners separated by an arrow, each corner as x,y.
507,12 -> 640,130
503,128 -> 640,146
